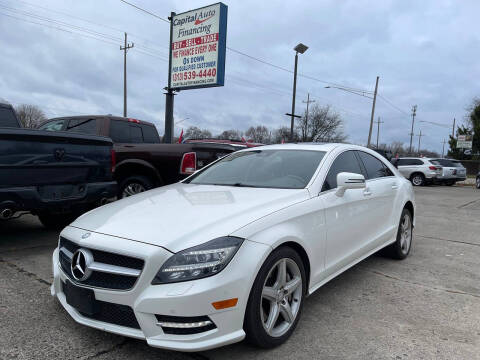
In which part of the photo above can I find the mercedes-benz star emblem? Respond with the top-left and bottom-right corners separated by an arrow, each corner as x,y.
71,249 -> 93,281
81,232 -> 91,239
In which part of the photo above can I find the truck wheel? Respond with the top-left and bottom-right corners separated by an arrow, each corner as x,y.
38,212 -> 79,230
410,173 -> 425,186
118,175 -> 154,199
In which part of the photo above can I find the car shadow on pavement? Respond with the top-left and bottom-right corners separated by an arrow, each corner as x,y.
0,214 -> 59,252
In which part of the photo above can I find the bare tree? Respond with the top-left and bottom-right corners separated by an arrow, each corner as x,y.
245,125 -> 271,143
272,126 -> 298,143
297,104 -> 346,143
217,129 -> 243,140
184,126 -> 212,139
14,104 -> 46,128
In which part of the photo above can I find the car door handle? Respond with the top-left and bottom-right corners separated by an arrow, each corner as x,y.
391,184 -> 398,189
363,189 -> 372,196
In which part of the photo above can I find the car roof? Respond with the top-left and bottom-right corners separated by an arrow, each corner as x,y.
235,142 -> 360,152
46,115 -> 156,127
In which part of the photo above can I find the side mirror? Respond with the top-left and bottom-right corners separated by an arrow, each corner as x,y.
335,172 -> 366,197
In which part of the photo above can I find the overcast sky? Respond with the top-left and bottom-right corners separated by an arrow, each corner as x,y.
1,0 -> 479,152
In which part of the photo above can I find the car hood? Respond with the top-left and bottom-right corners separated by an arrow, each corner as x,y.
70,183 -> 310,253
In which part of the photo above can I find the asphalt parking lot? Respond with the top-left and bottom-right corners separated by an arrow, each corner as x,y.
1,186 -> 479,360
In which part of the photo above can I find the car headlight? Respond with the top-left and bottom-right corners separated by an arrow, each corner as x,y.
152,236 -> 244,284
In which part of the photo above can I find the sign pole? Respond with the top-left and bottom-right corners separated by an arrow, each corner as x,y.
164,11 -> 176,144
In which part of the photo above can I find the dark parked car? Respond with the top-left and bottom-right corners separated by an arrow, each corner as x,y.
38,116 -> 240,197
373,148 -> 393,161
0,102 -> 116,228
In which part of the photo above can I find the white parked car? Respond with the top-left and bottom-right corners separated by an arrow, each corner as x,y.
51,144 -> 415,351
391,157 -> 442,186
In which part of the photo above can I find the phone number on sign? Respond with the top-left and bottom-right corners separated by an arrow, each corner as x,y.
172,69 -> 217,81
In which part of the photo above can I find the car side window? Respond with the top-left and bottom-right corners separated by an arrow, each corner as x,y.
65,118 -> 97,135
357,151 -> 390,179
413,159 -> 424,165
322,150 -> 363,192
38,119 -> 65,131
141,124 -> 160,143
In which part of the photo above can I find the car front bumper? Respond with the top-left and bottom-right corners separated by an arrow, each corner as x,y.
51,226 -> 270,352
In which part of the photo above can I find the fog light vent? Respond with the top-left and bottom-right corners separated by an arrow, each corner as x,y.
155,314 -> 216,335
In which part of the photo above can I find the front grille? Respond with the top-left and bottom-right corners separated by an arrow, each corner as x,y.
81,300 -> 140,329
59,237 -> 144,290
61,281 -> 140,329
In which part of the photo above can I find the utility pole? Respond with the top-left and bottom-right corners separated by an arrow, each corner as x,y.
120,32 -> 134,117
374,117 -> 384,149
367,76 -> 379,148
452,117 -> 456,138
416,130 -> 424,155
441,139 -> 447,158
302,93 -> 315,141
408,105 -> 417,154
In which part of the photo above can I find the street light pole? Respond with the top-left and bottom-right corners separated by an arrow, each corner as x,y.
287,43 -> 308,142
367,76 -> 379,148
290,52 -> 298,142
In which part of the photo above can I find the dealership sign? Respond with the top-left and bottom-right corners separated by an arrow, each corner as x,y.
169,3 -> 227,90
457,134 -> 473,149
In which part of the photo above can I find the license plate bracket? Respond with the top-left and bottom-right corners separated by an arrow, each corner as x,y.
64,280 -> 99,316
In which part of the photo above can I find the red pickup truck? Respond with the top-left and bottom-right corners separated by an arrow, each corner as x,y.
38,115 -> 239,198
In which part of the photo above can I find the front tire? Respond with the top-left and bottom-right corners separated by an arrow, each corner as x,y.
476,177 -> 480,189
410,173 -> 425,186
385,208 -> 413,260
118,175 -> 154,199
244,247 -> 306,348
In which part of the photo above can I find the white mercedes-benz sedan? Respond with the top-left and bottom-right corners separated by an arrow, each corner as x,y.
51,143 -> 415,351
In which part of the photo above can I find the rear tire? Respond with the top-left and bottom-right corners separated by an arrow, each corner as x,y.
118,175 -> 154,199
445,180 -> 455,186
38,212 -> 79,230
410,173 -> 425,186
385,208 -> 413,260
244,246 -> 306,348
476,177 -> 480,189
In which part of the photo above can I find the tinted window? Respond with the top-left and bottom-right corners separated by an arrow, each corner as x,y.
397,159 -> 423,166
65,118 -> 97,134
187,150 -> 326,189
451,161 -> 464,168
0,107 -> 19,127
141,124 -> 160,143
432,159 -> 455,167
357,151 -> 391,179
130,125 -> 143,143
38,119 -> 65,131
322,151 -> 362,191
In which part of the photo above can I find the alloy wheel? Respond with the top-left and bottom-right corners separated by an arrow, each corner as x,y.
122,183 -> 146,198
399,212 -> 412,255
412,175 -> 423,186
260,258 -> 302,338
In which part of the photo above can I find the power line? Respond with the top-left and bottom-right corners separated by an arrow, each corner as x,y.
0,1 -> 168,56
119,0 -> 169,23
12,0 -> 169,50
0,9 -> 167,61
117,0 -> 373,93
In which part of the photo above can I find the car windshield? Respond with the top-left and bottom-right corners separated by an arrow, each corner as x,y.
451,161 -> 464,168
186,149 -> 326,189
